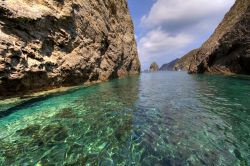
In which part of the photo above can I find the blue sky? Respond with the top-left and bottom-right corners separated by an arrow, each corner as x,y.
128,0 -> 235,70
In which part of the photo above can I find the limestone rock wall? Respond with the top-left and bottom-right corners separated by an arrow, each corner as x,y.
0,0 -> 140,98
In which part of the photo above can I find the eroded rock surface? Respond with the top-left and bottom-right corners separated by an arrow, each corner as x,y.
188,0 -> 250,74
0,0 -> 140,98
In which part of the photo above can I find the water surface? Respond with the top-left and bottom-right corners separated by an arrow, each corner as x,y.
0,72 -> 250,165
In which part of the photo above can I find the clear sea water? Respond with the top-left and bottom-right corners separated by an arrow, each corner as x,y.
0,72 -> 250,166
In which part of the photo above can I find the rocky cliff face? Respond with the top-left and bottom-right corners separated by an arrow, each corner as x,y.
0,0 -> 140,98
188,0 -> 250,74
160,58 -> 179,71
149,62 -> 159,72
174,49 -> 199,71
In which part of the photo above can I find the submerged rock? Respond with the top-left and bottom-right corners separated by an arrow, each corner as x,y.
187,0 -> 250,74
41,124 -> 69,143
15,123 -> 69,147
16,124 -> 41,136
149,62 -> 159,72
0,0 -> 140,98
55,107 -> 77,119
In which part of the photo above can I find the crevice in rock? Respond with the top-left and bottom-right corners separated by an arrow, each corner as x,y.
99,36 -> 109,56
109,53 -> 125,79
239,55 -> 250,74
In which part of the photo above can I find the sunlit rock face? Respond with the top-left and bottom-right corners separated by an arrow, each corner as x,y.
0,0 -> 140,98
174,49 -> 199,71
149,62 -> 159,72
187,0 -> 250,74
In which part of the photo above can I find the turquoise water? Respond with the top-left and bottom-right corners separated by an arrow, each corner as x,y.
0,72 -> 250,165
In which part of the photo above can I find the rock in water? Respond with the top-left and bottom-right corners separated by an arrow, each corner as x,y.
188,0 -> 250,74
149,62 -> 159,72
0,0 -> 140,98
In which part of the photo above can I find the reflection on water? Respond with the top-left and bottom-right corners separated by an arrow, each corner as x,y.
0,72 -> 250,165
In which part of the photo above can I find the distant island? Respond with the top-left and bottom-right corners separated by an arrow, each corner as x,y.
160,58 -> 180,71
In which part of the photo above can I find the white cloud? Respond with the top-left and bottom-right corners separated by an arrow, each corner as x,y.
138,28 -> 193,69
137,0 -> 235,69
138,28 -> 193,55
141,0 -> 235,29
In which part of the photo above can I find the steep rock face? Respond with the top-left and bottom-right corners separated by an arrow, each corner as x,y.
174,49 -> 199,71
188,0 -> 250,74
0,0 -> 140,98
149,62 -> 159,72
160,58 -> 179,71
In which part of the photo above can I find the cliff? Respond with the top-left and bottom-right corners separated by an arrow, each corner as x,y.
188,0 -> 250,74
0,0 -> 140,98
160,58 -> 179,71
174,49 -> 199,71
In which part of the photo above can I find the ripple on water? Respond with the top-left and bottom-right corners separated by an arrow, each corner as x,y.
0,72 -> 250,165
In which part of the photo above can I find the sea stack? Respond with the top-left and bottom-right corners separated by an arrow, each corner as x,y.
188,0 -> 250,74
149,62 -> 159,72
0,0 -> 140,98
